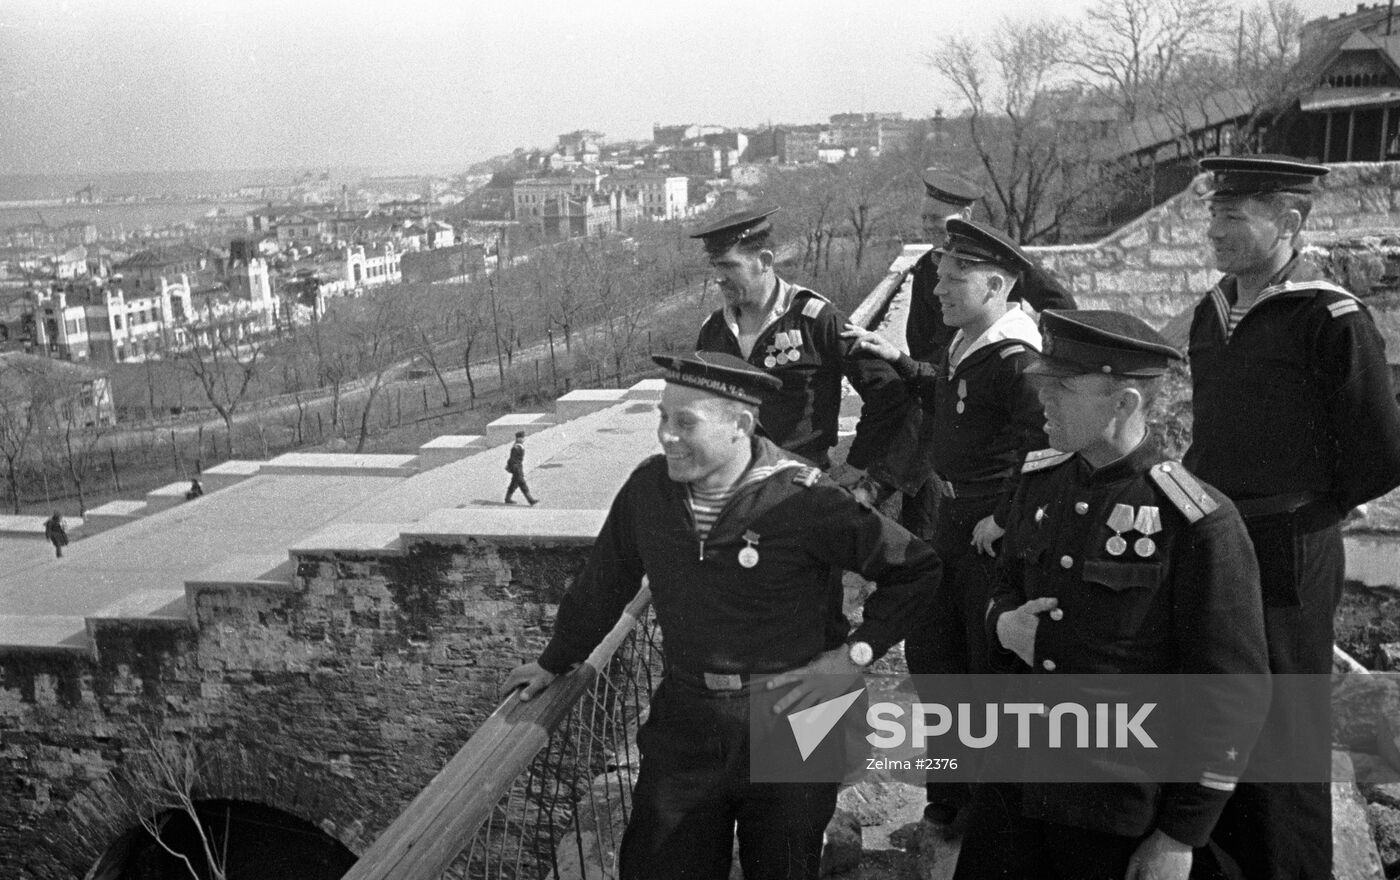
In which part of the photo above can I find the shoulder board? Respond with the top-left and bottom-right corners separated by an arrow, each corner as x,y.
1148,462 -> 1219,524
801,298 -> 826,319
1021,450 -> 1073,474
1327,299 -> 1362,319
792,466 -> 822,487
1264,279 -> 1358,302
999,344 -> 1027,359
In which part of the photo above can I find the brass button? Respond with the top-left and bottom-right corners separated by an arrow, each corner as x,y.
1049,608 -> 1064,621
1060,555 -> 1073,569
1042,659 -> 1057,671
1074,502 -> 1088,515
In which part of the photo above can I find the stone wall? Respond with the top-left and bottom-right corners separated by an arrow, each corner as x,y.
1028,162 -> 1400,347
0,536 -> 591,880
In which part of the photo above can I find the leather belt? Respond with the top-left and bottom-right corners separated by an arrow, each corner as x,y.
667,666 -> 791,693
1234,491 -> 1322,520
939,478 -> 1001,500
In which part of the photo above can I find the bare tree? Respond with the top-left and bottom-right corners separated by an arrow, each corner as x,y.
175,330 -> 264,458
1069,0 -> 1230,121
0,357 -> 63,513
339,292 -> 410,452
115,726 -> 229,880
833,158 -> 900,272
54,420 -> 109,515
929,21 -> 1110,243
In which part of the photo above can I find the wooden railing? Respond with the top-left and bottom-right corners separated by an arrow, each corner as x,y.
342,585 -> 656,880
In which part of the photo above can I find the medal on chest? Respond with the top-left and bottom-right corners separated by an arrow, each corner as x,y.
1133,506 -> 1162,557
1105,503 -> 1134,556
1104,503 -> 1163,557
955,379 -> 968,414
763,329 -> 803,369
738,530 -> 761,568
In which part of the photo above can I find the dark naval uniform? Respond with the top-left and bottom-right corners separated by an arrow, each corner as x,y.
1186,156 -> 1400,880
697,278 -> 905,471
902,169 -> 1077,363
904,252 -> 1076,364
1187,255 -> 1400,878
958,310 -> 1270,880
870,219 -> 1052,824
961,439 -> 1269,879
538,434 -> 939,880
889,229 -> 1074,547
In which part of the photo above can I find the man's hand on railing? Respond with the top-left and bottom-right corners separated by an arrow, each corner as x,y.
840,324 -> 901,363
502,662 -> 557,702
764,648 -> 865,716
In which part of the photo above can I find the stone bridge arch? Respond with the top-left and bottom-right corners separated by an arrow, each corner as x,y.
39,740 -> 371,880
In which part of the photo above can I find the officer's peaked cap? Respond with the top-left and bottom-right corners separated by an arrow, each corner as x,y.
922,170 -> 983,206
652,351 -> 782,406
1027,310 -> 1182,378
689,205 -> 779,253
1199,155 -> 1328,199
937,218 -> 1034,274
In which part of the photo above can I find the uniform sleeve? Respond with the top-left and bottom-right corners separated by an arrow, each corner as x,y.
821,306 -> 909,471
1015,261 -> 1077,312
800,485 -> 940,659
537,474 -> 648,674
986,476 -> 1031,673
992,353 -> 1048,527
695,311 -> 728,353
1315,305 -> 1400,510
1155,496 -> 1271,847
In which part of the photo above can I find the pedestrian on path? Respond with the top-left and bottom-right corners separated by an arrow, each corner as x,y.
44,513 -> 68,558
504,430 -> 538,505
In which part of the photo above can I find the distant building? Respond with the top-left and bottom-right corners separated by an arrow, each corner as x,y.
652,123 -> 728,147
776,127 -> 822,164
275,214 -> 325,245
540,190 -> 642,239
344,243 -> 402,290
664,144 -> 724,177
601,171 -> 689,220
0,351 -> 115,429
511,172 -> 607,221
17,253 -> 274,363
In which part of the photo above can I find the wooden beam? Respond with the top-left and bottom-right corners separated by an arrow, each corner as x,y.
1324,112 -> 1333,162
1348,110 -> 1357,162
340,585 -> 654,880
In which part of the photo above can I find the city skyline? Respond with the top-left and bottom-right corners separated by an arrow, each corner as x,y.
0,0 -> 1367,175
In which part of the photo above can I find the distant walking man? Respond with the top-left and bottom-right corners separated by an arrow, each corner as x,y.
44,513 -> 68,558
1186,155 -> 1400,879
504,431 -> 539,505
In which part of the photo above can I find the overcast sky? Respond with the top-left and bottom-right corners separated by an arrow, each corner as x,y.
0,0 -> 1368,175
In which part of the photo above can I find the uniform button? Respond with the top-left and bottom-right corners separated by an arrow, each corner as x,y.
1042,659 -> 1057,671
1060,555 -> 1074,569
1049,608 -> 1064,621
1074,502 -> 1088,515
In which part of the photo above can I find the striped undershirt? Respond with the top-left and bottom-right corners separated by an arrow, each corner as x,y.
1225,303 -> 1250,337
685,459 -> 803,540
688,485 -> 735,540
